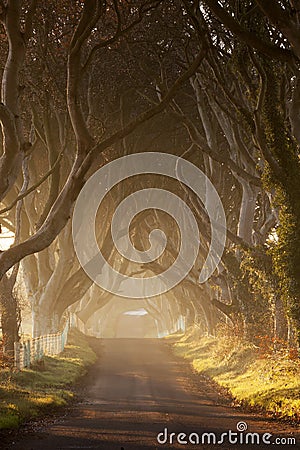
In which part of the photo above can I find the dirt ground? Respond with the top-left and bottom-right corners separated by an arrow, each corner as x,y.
5,338 -> 299,449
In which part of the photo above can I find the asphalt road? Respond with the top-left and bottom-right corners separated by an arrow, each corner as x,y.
8,338 -> 299,450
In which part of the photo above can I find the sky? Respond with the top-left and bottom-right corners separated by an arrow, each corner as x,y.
124,309 -> 148,316
0,227 -> 14,250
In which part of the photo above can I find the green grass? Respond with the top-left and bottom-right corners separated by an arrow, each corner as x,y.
0,329 -> 97,430
170,327 -> 300,421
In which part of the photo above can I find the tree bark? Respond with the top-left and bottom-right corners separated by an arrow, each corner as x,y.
0,275 -> 20,359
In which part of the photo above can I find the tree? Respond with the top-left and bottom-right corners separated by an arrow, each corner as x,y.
185,0 -> 300,343
0,0 -> 206,353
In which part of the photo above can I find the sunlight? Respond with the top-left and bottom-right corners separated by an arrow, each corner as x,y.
0,227 -> 14,250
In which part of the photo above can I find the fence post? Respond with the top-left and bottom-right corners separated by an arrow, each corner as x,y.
13,318 -> 70,370
51,334 -> 54,354
20,343 -> 24,370
14,342 -> 20,370
37,337 -> 42,361
25,340 -> 31,367
28,339 -> 32,367
31,338 -> 35,365
56,333 -> 59,354
24,340 -> 27,367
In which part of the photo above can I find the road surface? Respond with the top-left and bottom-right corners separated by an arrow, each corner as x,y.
7,339 -> 299,449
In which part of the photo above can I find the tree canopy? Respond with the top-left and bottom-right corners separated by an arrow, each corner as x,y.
0,0 -> 299,356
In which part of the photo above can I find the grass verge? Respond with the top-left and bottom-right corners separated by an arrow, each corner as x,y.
168,327 -> 300,422
0,329 -> 97,430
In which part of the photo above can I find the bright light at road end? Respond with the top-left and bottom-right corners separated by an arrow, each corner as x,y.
72,152 -> 227,298
124,309 -> 148,316
0,226 -> 14,250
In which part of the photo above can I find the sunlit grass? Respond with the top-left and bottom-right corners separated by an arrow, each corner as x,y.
171,327 -> 300,421
0,329 -> 97,430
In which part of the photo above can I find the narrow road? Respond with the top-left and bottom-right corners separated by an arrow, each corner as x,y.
9,339 -> 299,449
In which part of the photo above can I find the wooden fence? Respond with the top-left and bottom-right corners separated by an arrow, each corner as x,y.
14,319 -> 69,370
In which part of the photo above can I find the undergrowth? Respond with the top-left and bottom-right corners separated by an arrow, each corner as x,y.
169,326 -> 300,421
0,329 -> 97,430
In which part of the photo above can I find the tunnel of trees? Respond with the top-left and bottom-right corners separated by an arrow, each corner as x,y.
0,0 -> 300,358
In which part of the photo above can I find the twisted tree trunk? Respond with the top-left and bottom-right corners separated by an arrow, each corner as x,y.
0,274 -> 20,359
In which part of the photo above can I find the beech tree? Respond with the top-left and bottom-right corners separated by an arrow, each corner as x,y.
195,0 -> 300,344
1,0 -> 299,354
0,0 -> 206,353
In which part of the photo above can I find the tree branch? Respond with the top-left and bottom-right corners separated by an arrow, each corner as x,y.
0,49 -> 207,279
250,53 -> 284,179
24,0 -> 38,42
203,0 -> 295,63
0,149 -> 64,215
82,0 -> 163,73
255,0 -> 300,59
173,109 -> 261,186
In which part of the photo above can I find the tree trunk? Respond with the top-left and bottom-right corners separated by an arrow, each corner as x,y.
237,180 -> 257,245
273,295 -> 288,341
32,302 -> 60,337
0,277 -> 20,360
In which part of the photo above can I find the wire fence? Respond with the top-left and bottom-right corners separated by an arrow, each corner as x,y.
14,319 -> 69,370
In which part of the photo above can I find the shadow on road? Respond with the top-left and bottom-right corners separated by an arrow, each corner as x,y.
5,338 -> 299,450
